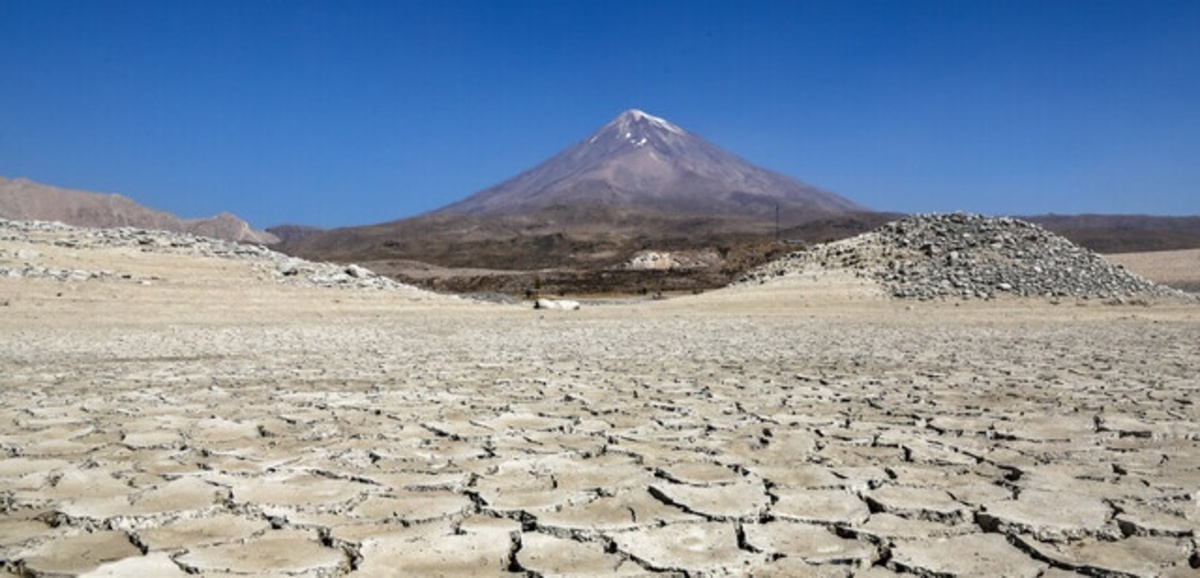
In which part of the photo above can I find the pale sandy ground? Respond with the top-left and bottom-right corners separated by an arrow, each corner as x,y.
2,240 -> 1199,576
1106,249 -> 1200,294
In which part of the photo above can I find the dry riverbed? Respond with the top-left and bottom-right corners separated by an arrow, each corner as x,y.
2,236 -> 1199,576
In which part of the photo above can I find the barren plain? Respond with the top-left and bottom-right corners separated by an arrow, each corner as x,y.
2,224 -> 1199,577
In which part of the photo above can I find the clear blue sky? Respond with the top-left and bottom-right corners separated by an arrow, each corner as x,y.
2,0 -> 1197,228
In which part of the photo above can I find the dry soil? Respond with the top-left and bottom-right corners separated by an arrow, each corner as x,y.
1,239 -> 1199,576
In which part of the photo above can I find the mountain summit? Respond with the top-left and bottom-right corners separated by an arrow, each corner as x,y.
435,109 -> 864,225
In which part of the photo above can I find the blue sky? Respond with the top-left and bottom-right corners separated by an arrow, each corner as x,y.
2,0 -> 1197,228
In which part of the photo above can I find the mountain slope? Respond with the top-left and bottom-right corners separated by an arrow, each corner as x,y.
0,177 -> 278,244
266,224 -> 326,245
435,109 -> 863,226
282,109 -> 875,294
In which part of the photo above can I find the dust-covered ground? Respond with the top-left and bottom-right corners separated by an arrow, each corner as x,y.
2,229 -> 1199,577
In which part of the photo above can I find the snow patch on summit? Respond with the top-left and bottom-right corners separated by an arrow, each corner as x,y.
625,109 -> 683,134
433,107 -> 864,219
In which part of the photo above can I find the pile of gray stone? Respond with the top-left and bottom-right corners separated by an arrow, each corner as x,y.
0,219 -> 427,294
738,213 -> 1189,301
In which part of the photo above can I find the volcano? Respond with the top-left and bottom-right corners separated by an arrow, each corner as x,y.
282,110 -> 876,293
435,109 -> 863,225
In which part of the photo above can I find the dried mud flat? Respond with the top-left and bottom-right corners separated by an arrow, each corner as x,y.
3,228 -> 1200,577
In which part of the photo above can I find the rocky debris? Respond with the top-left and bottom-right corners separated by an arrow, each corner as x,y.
627,250 -> 676,271
625,249 -> 721,271
0,218 -> 431,295
737,213 -> 1191,301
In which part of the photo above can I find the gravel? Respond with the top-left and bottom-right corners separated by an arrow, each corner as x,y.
737,213 -> 1191,302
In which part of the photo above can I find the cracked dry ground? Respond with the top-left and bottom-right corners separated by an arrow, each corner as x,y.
2,293 -> 1199,576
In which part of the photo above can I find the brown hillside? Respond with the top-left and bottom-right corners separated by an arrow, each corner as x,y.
0,177 -> 277,244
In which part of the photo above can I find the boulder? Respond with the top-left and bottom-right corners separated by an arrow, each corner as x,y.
534,299 -> 581,311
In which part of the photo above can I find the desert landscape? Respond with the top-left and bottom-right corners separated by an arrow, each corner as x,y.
2,217 -> 1198,577
6,1 -> 1199,575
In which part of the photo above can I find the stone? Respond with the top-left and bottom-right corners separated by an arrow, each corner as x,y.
345,264 -> 371,278
277,257 -> 302,275
534,298 -> 581,311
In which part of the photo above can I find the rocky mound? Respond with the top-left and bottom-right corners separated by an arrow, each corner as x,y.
737,213 -> 1189,301
0,219 -> 431,296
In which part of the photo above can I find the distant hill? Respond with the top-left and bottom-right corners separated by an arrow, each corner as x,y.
1022,214 -> 1200,253
776,212 -> 1200,255
265,224 -> 325,245
0,177 -> 278,244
